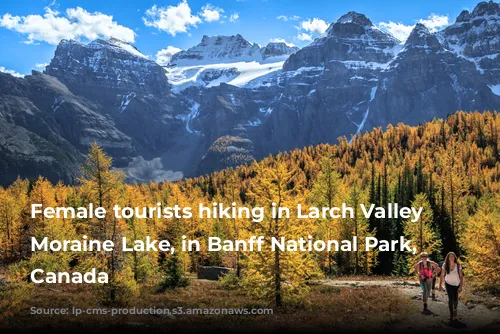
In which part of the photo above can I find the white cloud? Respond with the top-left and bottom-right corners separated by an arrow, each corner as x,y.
296,33 -> 312,41
294,18 -> 328,42
229,13 -> 239,23
378,14 -> 449,42
155,46 -> 182,66
300,18 -> 328,35
35,63 -> 49,69
419,14 -> 449,31
269,38 -> 295,47
0,6 -> 135,45
143,1 -> 202,36
200,4 -> 223,22
277,15 -> 299,21
378,21 -> 414,42
0,66 -> 24,77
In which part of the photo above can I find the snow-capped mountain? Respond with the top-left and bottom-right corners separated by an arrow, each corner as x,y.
368,23 -> 487,128
46,38 -> 170,94
285,11 -> 400,71
170,34 -> 262,66
261,42 -> 300,60
437,0 -> 500,88
166,36 -> 299,92
279,11 -> 402,138
1,1 -> 499,186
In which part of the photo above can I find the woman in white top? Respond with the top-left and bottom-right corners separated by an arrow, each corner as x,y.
439,252 -> 464,321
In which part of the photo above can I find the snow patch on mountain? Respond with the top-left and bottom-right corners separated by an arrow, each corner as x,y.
353,85 -> 378,141
259,107 -> 273,116
108,38 -> 148,59
165,36 -> 298,91
338,60 -> 392,70
185,102 -> 201,134
51,97 -> 65,113
87,38 -> 149,60
246,118 -> 262,127
489,84 -> 500,96
166,61 -> 285,92
436,1 -> 499,79
119,92 -> 136,113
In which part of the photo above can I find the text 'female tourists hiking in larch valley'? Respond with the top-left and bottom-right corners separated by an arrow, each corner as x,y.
415,252 -> 440,313
439,252 -> 464,321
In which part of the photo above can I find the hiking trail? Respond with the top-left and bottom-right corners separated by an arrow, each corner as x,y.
321,279 -> 500,332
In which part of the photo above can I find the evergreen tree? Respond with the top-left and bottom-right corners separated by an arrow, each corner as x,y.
462,195 -> 500,291
243,159 -> 319,307
404,194 -> 442,274
310,156 -> 342,275
160,252 -> 189,290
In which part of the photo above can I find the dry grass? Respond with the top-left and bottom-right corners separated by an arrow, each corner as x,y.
0,275 -> 411,332
324,275 -> 414,282
459,280 -> 500,310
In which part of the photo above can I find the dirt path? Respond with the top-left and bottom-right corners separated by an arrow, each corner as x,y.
320,279 -> 500,332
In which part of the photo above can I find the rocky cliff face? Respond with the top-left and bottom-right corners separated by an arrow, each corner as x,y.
1,1 -> 499,186
368,2 -> 500,128
170,36 -> 299,66
1,38 -> 190,186
368,24 -> 491,127
284,12 -> 400,71
280,11 -> 401,139
170,34 -> 262,66
437,0 -> 500,87
261,42 -> 299,60
44,38 -> 191,158
0,71 -> 85,185
46,38 -> 170,95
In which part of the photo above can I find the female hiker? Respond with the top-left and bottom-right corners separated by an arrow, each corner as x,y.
439,252 -> 464,321
415,252 -> 440,313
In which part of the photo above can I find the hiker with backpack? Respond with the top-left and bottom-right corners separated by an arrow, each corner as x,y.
439,252 -> 464,321
414,252 -> 441,313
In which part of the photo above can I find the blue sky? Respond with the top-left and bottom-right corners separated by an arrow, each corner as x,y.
0,0 -> 488,75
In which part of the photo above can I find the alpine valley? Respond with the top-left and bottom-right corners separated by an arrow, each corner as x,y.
1,1 -> 499,186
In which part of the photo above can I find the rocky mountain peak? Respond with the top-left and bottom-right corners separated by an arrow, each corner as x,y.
45,37 -> 169,94
170,34 -> 262,66
325,11 -> 372,37
407,23 -> 431,39
284,10 -> 400,71
86,38 -> 149,59
325,11 -> 398,44
200,34 -> 250,47
261,42 -> 299,59
437,0 -> 499,80
456,10 -> 472,23
471,0 -> 500,17
336,11 -> 373,26
405,23 -> 442,51
452,1 -> 499,24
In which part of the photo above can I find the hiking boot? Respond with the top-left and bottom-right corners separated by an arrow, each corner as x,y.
453,309 -> 458,320
432,293 -> 436,301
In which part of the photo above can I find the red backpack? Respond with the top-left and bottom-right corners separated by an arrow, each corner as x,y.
419,261 -> 433,280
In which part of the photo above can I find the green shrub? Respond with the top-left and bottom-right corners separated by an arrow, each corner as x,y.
159,253 -> 189,290
218,270 -> 239,290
